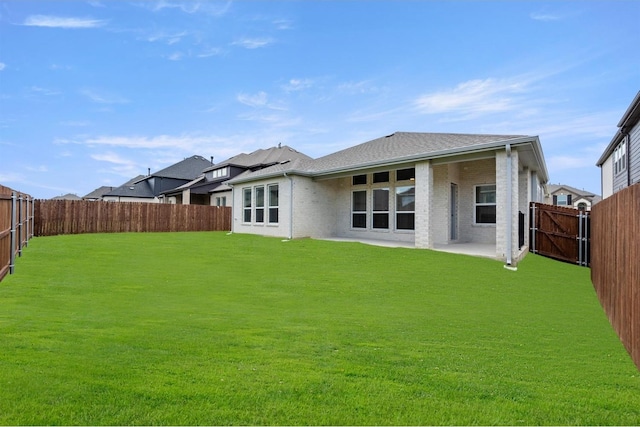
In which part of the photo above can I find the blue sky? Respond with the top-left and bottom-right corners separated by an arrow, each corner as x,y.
1,0 -> 638,199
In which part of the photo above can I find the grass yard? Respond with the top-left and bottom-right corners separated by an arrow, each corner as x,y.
0,232 -> 638,425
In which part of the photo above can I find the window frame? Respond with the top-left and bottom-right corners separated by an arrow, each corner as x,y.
254,185 -> 265,223
351,190 -> 367,229
372,187 -> 390,229
242,187 -> 252,223
395,185 -> 415,230
474,184 -> 496,225
268,184 -> 279,224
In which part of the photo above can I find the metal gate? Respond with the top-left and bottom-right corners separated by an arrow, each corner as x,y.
529,202 -> 590,266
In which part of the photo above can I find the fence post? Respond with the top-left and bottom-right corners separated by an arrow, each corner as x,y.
17,194 -> 23,257
9,192 -> 16,274
530,203 -> 537,254
578,211 -> 583,265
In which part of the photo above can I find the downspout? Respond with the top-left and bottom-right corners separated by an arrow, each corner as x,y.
228,184 -> 234,234
284,173 -> 293,240
505,144 -> 513,267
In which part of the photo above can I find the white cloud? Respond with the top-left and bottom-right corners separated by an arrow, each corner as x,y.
232,37 -> 274,49
23,15 -> 107,29
414,77 -> 530,117
80,89 -> 129,104
149,1 -> 231,16
530,12 -> 561,22
237,91 -> 268,107
197,47 -> 224,58
0,63 -> 5,71
146,30 -> 188,45
30,86 -> 62,96
282,78 -> 314,92
167,52 -> 184,61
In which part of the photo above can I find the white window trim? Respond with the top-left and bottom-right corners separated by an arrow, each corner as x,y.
474,184 -> 497,226
254,185 -> 265,224
268,184 -> 279,224
242,187 -> 252,223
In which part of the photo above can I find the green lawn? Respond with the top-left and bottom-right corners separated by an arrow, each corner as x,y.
1,232 -> 638,425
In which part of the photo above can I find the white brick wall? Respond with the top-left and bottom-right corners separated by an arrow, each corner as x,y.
415,160 -> 433,248
495,149 -> 520,263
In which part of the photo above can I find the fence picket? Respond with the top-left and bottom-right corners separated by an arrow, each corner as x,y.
33,200 -> 231,236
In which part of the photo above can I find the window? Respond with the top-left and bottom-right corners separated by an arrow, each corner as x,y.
215,196 -> 226,207
396,186 -> 415,230
614,141 -> 627,175
475,184 -> 496,224
268,184 -> 279,224
212,167 -> 228,179
352,174 -> 367,185
255,186 -> 265,223
578,202 -> 587,211
556,194 -> 569,206
242,188 -> 252,223
396,168 -> 415,181
352,190 -> 367,228
373,171 -> 389,183
372,188 -> 389,229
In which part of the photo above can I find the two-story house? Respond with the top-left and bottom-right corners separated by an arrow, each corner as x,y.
597,91 -> 640,198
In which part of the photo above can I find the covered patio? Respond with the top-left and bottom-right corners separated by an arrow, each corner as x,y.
321,237 -> 498,260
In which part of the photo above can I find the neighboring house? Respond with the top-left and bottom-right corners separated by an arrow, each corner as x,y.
162,145 -> 312,206
82,186 -> 114,201
227,132 -> 549,265
51,193 -> 82,200
544,184 -> 601,211
103,156 -> 212,203
597,91 -> 640,198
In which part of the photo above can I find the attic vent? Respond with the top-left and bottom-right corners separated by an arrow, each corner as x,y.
385,133 -> 395,138
129,186 -> 135,190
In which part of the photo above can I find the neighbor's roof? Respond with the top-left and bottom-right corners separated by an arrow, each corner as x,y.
597,91 -> 640,166
204,145 -> 312,171
138,155 -> 213,181
82,186 -> 114,200
103,175 -> 154,198
228,132 -> 548,184
546,184 -> 597,198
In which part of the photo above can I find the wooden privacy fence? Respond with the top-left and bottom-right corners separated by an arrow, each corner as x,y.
35,200 -> 231,236
591,183 -> 640,370
0,185 -> 35,282
529,202 -> 590,266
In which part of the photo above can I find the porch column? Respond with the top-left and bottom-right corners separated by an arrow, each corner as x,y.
495,149 -> 519,263
182,189 -> 191,205
415,160 -> 433,249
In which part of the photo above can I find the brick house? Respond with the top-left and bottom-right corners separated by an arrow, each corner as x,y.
227,132 -> 548,265
544,184 -> 601,211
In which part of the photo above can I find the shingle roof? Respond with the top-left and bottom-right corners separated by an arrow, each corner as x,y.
82,186 -> 114,200
306,132 -> 527,174
204,145 -> 312,171
228,132 -> 540,184
546,184 -> 596,198
146,155 -> 213,180
104,175 -> 153,198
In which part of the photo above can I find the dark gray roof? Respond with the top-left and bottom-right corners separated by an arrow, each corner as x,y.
597,91 -> 640,166
142,155 -> 213,181
82,186 -> 114,200
103,175 -> 153,198
204,145 -> 312,171
228,132 -> 546,184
